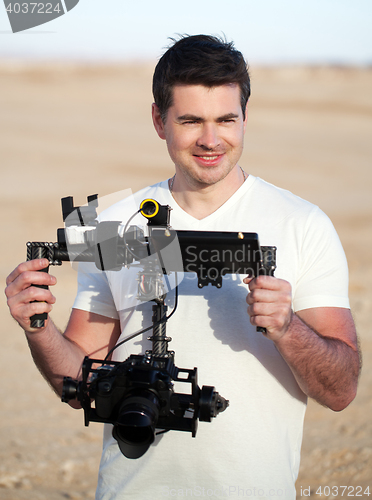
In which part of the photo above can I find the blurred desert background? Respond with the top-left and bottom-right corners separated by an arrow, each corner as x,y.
0,62 -> 371,499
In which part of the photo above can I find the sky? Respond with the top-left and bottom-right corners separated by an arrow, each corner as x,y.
0,0 -> 371,64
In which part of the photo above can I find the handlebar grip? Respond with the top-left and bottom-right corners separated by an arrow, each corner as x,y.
255,251 -> 276,335
27,243 -> 50,328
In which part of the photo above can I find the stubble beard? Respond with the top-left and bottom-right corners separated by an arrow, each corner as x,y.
177,150 -> 243,190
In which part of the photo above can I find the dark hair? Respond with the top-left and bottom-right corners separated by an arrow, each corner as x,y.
152,34 -> 250,122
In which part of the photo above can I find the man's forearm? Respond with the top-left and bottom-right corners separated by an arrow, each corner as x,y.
25,318 -> 87,400
274,313 -> 360,411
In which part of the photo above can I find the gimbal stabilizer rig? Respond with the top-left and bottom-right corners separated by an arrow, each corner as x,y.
27,195 -> 276,459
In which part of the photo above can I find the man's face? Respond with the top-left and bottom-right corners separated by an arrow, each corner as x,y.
152,83 -> 248,189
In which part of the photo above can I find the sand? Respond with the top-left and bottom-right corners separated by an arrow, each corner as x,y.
0,62 -> 371,499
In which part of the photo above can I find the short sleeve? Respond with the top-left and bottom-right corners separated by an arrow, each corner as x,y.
72,262 -> 119,320
292,207 -> 350,312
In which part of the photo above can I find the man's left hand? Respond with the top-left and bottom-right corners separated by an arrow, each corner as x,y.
244,275 -> 293,342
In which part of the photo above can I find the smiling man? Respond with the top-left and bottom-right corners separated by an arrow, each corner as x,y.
152,83 -> 247,219
5,35 -> 360,500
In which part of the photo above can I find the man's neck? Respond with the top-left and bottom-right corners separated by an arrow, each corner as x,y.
169,165 -> 247,220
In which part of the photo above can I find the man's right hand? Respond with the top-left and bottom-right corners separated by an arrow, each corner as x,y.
5,259 -> 57,333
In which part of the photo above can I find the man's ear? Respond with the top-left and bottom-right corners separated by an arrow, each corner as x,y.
243,102 -> 249,132
152,103 -> 166,140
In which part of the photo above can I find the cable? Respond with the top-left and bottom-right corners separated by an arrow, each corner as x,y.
122,209 -> 143,261
164,272 -> 178,322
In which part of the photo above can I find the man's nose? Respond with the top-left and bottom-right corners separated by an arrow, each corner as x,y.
196,124 -> 220,150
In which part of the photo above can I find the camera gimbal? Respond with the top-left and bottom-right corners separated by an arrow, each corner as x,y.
27,194 -> 276,458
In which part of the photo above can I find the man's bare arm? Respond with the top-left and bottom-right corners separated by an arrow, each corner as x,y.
245,275 -> 361,411
274,308 -> 360,411
5,259 -> 121,406
25,310 -> 121,402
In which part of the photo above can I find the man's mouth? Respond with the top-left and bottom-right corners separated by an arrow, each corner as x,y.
194,153 -> 224,163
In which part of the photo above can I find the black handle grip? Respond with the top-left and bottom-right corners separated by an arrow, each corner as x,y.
27,244 -> 50,328
256,247 -> 277,335
256,267 -> 268,335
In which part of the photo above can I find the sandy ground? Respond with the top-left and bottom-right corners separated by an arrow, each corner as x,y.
0,63 -> 371,499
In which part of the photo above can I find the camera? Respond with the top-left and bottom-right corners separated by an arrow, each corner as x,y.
62,355 -> 228,459
27,194 -> 276,458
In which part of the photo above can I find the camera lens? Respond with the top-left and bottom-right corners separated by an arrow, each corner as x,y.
61,377 -> 79,402
112,390 -> 160,459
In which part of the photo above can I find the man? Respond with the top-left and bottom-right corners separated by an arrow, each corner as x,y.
5,35 -> 360,499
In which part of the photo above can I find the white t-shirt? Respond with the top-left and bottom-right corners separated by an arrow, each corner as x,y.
73,176 -> 349,500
